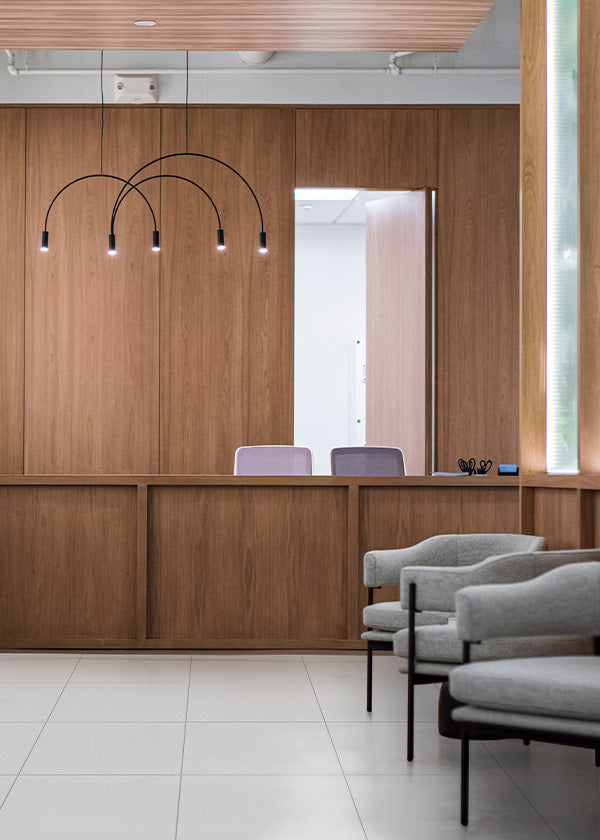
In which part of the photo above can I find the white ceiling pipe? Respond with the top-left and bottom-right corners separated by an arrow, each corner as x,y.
235,51 -> 275,65
3,50 -> 518,78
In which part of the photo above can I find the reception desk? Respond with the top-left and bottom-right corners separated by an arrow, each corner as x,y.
0,475 -> 519,650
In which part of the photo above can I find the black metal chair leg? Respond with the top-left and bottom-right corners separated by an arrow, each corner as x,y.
461,727 -> 470,826
366,641 -> 373,712
407,581 -> 416,762
407,670 -> 414,762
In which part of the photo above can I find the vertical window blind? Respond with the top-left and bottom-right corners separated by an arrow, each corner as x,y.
546,0 -> 578,473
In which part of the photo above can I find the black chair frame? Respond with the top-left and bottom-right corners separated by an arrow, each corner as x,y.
459,637 -> 600,826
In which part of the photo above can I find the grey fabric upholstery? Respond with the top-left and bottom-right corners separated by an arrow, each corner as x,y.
364,533 -> 546,588
449,560 -> 600,827
400,548 -> 586,612
393,620 -> 590,663
362,532 -> 546,729
455,556 -> 600,642
363,601 -> 450,633
450,657 -> 600,722
452,705 -> 600,739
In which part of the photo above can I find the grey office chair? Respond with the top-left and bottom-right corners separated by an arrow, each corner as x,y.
330,446 -> 405,476
234,445 -> 313,475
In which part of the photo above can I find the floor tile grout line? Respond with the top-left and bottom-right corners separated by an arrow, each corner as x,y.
0,653 -> 84,812
301,656 -> 370,840
479,740 -> 562,840
174,656 -> 193,840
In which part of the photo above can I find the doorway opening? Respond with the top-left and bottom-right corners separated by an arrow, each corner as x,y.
294,188 -> 434,475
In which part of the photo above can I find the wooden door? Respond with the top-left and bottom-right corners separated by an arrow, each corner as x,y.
365,192 -> 431,475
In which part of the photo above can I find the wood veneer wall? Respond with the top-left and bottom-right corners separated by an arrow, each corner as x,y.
0,110 -> 25,474
0,104 -> 518,475
436,108 -> 520,472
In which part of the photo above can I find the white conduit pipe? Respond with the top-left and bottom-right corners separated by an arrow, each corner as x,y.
4,50 -> 519,77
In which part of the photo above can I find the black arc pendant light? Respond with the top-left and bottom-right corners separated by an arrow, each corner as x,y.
41,50 -> 268,258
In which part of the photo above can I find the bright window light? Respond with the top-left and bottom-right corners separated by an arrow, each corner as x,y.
546,0 -> 578,474
294,189 -> 359,202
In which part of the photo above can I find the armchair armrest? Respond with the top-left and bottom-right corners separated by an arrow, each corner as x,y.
364,546 -> 434,587
399,549 -> 598,612
455,558 -> 600,642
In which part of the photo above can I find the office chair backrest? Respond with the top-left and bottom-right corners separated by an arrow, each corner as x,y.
330,446 -> 406,476
234,445 -> 313,476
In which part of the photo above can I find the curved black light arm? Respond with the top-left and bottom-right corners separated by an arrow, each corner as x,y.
111,173 -> 223,234
43,173 -> 157,233
110,152 -> 265,233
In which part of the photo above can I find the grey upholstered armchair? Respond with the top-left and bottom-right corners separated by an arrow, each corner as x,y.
449,560 -> 600,826
393,548 -> 597,760
362,533 -> 547,717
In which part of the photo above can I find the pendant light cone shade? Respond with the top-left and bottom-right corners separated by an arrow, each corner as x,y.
108,233 -> 117,255
152,230 -> 160,252
40,230 -> 49,252
217,228 -> 226,251
259,231 -> 268,253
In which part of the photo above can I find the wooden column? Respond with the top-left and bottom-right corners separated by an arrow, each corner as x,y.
520,0 -> 547,474
578,0 -> 600,473
0,109 -> 25,475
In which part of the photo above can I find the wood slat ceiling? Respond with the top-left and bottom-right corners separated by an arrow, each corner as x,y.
0,1 -> 496,52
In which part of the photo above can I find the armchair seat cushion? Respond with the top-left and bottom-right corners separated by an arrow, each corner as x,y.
450,657 -> 600,721
363,601 -> 451,633
393,621 -> 590,663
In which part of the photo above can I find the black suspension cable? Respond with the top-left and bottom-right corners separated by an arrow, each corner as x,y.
100,50 -> 104,175
185,50 -> 189,154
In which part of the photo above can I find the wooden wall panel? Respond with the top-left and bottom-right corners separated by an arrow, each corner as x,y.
0,110 -> 25,474
436,107 -> 520,473
0,485 -> 137,640
530,488 -> 579,550
359,484 -> 520,609
147,485 -> 348,641
159,108 -> 294,474
295,108 -> 437,189
520,0 -> 547,473
578,1 -> 600,472
366,193 -> 429,474
25,107 -> 160,474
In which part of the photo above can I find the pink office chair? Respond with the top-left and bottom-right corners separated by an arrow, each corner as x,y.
234,445 -> 313,475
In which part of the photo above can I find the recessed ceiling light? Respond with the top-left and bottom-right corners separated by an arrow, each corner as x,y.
134,19 -> 157,26
301,204 -> 313,210
294,188 -> 359,202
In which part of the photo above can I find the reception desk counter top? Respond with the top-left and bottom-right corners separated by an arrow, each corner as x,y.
0,475 -> 519,650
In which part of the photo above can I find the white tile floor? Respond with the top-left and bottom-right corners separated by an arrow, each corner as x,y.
0,652 -> 596,838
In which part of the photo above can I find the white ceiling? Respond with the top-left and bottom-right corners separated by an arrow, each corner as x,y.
295,191 -> 408,225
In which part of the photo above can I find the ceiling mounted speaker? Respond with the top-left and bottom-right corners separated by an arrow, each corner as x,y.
114,75 -> 158,104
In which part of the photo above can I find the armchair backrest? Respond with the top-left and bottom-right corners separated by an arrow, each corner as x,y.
415,534 -> 547,568
456,557 -> 600,641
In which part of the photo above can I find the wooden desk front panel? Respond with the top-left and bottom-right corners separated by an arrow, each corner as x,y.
147,485 -> 349,642
0,476 -> 519,649
0,485 -> 137,642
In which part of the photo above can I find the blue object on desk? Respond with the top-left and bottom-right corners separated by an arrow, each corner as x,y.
498,464 -> 519,475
